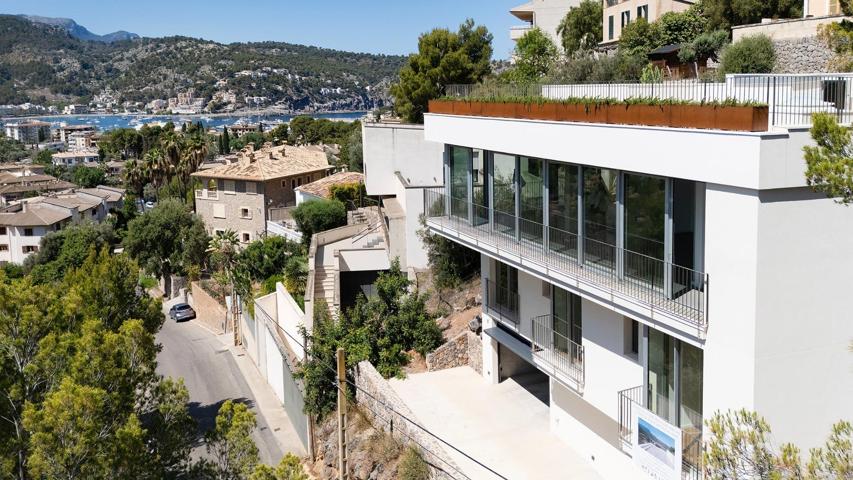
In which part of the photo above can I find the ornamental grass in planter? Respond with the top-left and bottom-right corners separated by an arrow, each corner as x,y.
427,98 -> 768,132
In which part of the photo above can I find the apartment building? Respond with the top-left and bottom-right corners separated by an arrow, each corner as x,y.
51,149 -> 100,167
191,143 -> 331,243
603,0 -> 695,44
3,121 -> 51,145
418,75 -> 853,479
0,186 -> 123,264
510,0 -> 579,47
55,124 -> 97,144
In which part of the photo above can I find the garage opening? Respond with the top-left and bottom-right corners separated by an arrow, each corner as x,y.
498,342 -> 549,406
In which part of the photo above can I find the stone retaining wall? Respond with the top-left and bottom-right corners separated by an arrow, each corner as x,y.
773,36 -> 834,74
353,361 -> 463,480
188,281 -> 226,334
426,331 -> 483,375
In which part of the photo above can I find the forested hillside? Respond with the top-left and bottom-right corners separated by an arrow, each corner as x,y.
0,15 -> 404,111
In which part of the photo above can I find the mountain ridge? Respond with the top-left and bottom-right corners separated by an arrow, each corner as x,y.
0,15 -> 404,112
19,15 -> 139,43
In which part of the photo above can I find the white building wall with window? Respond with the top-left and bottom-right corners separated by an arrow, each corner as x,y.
424,111 -> 853,478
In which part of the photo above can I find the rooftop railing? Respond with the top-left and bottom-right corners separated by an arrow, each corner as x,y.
444,74 -> 853,128
424,187 -> 708,335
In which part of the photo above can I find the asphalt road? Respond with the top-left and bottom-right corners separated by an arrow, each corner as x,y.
156,301 -> 283,465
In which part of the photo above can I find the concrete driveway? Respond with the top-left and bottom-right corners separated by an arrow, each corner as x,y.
157,296 -> 305,465
389,367 -> 603,480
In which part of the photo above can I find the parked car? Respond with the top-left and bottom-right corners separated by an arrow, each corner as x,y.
169,303 -> 196,322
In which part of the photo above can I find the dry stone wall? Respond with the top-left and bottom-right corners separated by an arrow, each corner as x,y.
353,361 -> 464,480
426,331 -> 483,375
773,36 -> 834,73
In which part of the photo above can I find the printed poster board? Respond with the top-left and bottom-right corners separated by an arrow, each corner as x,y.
632,405 -> 683,480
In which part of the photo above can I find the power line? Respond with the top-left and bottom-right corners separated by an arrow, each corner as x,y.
259,314 -> 511,480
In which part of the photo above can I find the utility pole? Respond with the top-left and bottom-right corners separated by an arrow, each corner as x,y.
336,347 -> 348,480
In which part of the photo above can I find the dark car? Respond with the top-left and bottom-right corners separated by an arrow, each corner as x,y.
169,303 -> 196,322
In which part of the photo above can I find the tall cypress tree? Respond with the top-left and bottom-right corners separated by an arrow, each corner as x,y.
223,127 -> 230,154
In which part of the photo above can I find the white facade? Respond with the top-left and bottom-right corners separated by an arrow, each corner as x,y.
422,110 -> 853,478
510,0 -> 579,48
4,122 -> 50,145
51,149 -> 100,167
362,122 -> 444,270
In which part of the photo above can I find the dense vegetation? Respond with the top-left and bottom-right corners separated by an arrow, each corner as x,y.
0,15 -> 404,109
292,199 -> 348,246
299,260 -> 444,417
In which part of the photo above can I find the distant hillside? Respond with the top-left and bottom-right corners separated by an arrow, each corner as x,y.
19,15 -> 139,43
0,15 -> 405,111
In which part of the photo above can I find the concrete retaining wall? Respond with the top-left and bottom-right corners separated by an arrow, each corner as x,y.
188,281 -> 227,334
353,361 -> 462,480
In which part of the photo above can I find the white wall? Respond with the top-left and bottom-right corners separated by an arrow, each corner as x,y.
362,122 -> 444,196
752,188 -> 853,450
274,283 -> 307,359
425,114 -> 813,190
264,326 -> 286,403
702,184 -> 761,417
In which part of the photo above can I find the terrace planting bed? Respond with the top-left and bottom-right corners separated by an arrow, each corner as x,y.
428,99 -> 769,132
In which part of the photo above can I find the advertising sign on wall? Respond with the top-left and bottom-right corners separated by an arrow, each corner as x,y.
632,405 -> 683,480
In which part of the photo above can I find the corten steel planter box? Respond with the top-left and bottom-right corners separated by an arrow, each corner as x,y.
427,100 -> 769,132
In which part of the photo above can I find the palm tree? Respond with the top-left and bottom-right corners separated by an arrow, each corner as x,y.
143,149 -> 163,188
124,159 -> 146,198
207,230 -> 243,345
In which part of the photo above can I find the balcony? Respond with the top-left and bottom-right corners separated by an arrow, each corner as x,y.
424,187 -> 708,335
510,24 -> 533,41
531,315 -> 584,388
618,386 -> 702,480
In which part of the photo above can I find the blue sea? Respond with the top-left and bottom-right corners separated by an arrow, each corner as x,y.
14,111 -> 366,133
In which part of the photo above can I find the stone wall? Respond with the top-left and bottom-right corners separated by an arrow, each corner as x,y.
773,36 -> 834,74
353,361 -> 463,480
425,330 -> 483,375
188,281 -> 227,334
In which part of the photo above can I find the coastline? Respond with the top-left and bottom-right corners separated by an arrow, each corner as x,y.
5,108 -> 369,121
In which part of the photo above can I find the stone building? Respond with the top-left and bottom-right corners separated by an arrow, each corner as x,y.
191,143 -> 332,243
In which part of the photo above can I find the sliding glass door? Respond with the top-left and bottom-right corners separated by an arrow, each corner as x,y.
583,168 -> 618,270
472,149 -> 489,226
519,157 -> 544,245
624,173 -> 666,289
449,146 -> 470,220
493,153 -> 517,237
553,286 -> 582,358
548,162 -> 579,259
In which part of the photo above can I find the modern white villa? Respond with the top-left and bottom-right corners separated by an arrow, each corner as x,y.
404,74 -> 853,479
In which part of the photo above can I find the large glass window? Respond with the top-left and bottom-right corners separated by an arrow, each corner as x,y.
647,328 -> 676,424
548,162 -> 579,259
493,153 -> 517,237
624,173 -> 666,288
583,168 -> 618,270
449,146 -> 470,220
495,261 -> 518,317
553,286 -> 582,359
472,150 -> 489,226
519,157 -> 544,245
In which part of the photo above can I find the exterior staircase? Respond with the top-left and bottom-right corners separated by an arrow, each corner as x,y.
313,265 -> 337,316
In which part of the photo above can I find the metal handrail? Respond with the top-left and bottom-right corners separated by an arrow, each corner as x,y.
444,74 -> 853,127
531,314 -> 584,387
424,187 -> 709,333
484,278 -> 519,326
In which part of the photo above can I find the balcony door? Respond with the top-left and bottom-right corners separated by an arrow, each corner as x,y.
495,262 -> 518,317
472,149 -> 489,226
548,162 -> 579,260
623,173 -> 666,289
519,156 -> 544,246
449,146 -> 470,221
552,286 -> 582,357
646,328 -> 704,433
493,153 -> 517,237
583,167 -> 618,271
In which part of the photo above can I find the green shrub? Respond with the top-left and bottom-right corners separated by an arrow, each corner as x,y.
397,446 -> 430,480
418,217 -> 479,290
640,64 -> 664,84
329,182 -> 367,209
292,199 -> 347,245
718,35 -> 776,78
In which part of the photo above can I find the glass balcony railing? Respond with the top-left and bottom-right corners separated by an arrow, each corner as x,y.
424,187 -> 709,334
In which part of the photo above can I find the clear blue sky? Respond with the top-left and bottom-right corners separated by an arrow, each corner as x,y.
1,0 -> 524,59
